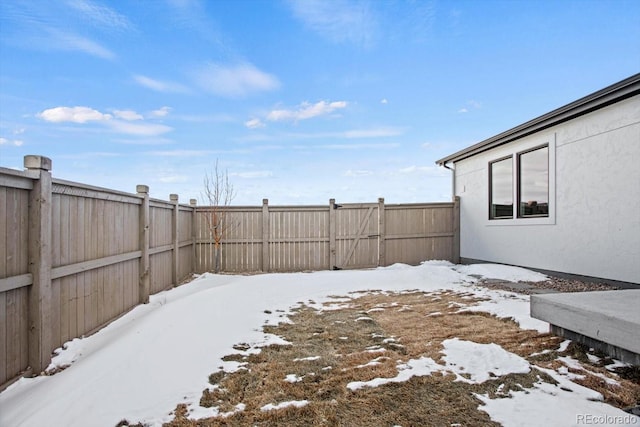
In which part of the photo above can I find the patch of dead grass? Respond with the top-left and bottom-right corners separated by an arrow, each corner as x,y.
554,342 -> 640,409
160,290 -> 637,427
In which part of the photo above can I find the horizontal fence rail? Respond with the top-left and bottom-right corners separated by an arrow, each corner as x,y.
0,154 -> 459,390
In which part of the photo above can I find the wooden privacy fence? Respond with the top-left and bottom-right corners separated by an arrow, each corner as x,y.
0,154 -> 459,389
0,156 -> 195,388
195,198 -> 460,273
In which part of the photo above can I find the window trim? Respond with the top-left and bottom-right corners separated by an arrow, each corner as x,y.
517,144 -> 549,219
488,155 -> 514,220
486,134 -> 556,226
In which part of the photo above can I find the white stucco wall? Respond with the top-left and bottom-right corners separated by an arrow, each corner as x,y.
454,95 -> 640,284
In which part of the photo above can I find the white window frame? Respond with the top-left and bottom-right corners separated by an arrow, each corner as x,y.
486,134 -> 556,226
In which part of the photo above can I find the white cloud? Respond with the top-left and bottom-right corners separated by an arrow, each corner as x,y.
158,174 -> 188,183
38,106 -> 172,136
288,0 -> 377,48
266,100 -> 348,122
1,3 -> 117,60
0,134 -> 22,146
113,110 -> 143,121
241,127 -> 404,142
192,62 -> 280,98
398,165 -> 445,177
149,106 -> 172,118
245,118 -> 265,129
67,0 -> 131,30
107,121 -> 172,136
165,0 -> 224,46
39,106 -> 112,123
399,166 -> 421,173
112,137 -> 174,146
458,100 -> 482,114
133,75 -> 190,94
344,169 -> 373,177
380,98 -> 388,104
52,29 -> 116,59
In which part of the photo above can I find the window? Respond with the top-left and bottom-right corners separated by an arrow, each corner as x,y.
518,146 -> 549,217
489,157 -> 513,219
488,143 -> 550,221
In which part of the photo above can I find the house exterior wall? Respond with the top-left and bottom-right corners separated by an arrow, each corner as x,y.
453,95 -> 640,284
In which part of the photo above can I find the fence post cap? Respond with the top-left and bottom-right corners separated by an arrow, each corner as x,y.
24,155 -> 52,171
136,185 -> 149,194
170,194 -> 179,202
378,197 -> 385,203
190,199 -> 197,206
262,198 -> 269,205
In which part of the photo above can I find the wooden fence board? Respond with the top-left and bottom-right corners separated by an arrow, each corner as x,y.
75,270 -> 85,343
178,246 -> 191,281
0,291 -> 6,384
85,199 -> 98,333
5,189 -> 28,277
0,187 -> 6,283
5,289 -> 19,381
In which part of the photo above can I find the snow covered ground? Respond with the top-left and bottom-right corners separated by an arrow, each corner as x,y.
0,261 -> 637,427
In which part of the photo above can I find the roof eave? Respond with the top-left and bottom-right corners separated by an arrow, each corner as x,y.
435,73 -> 640,166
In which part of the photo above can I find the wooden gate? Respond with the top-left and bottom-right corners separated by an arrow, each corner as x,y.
333,202 -> 381,270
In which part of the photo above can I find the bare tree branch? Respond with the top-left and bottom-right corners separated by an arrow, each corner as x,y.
201,159 -> 236,272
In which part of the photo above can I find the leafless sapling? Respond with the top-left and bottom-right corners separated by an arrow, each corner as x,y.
201,159 -> 236,273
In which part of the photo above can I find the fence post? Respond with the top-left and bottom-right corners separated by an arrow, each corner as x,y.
25,155 -> 53,375
262,199 -> 269,272
137,185 -> 150,303
170,194 -> 179,286
378,197 -> 386,267
452,196 -> 460,264
190,199 -> 197,274
329,199 -> 336,269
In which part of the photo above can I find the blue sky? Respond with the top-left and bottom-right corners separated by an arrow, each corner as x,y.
1,0 -> 638,205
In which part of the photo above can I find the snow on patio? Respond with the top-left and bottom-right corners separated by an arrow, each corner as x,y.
0,261 -> 637,426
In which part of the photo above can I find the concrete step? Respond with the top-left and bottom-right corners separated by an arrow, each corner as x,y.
530,290 -> 640,365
